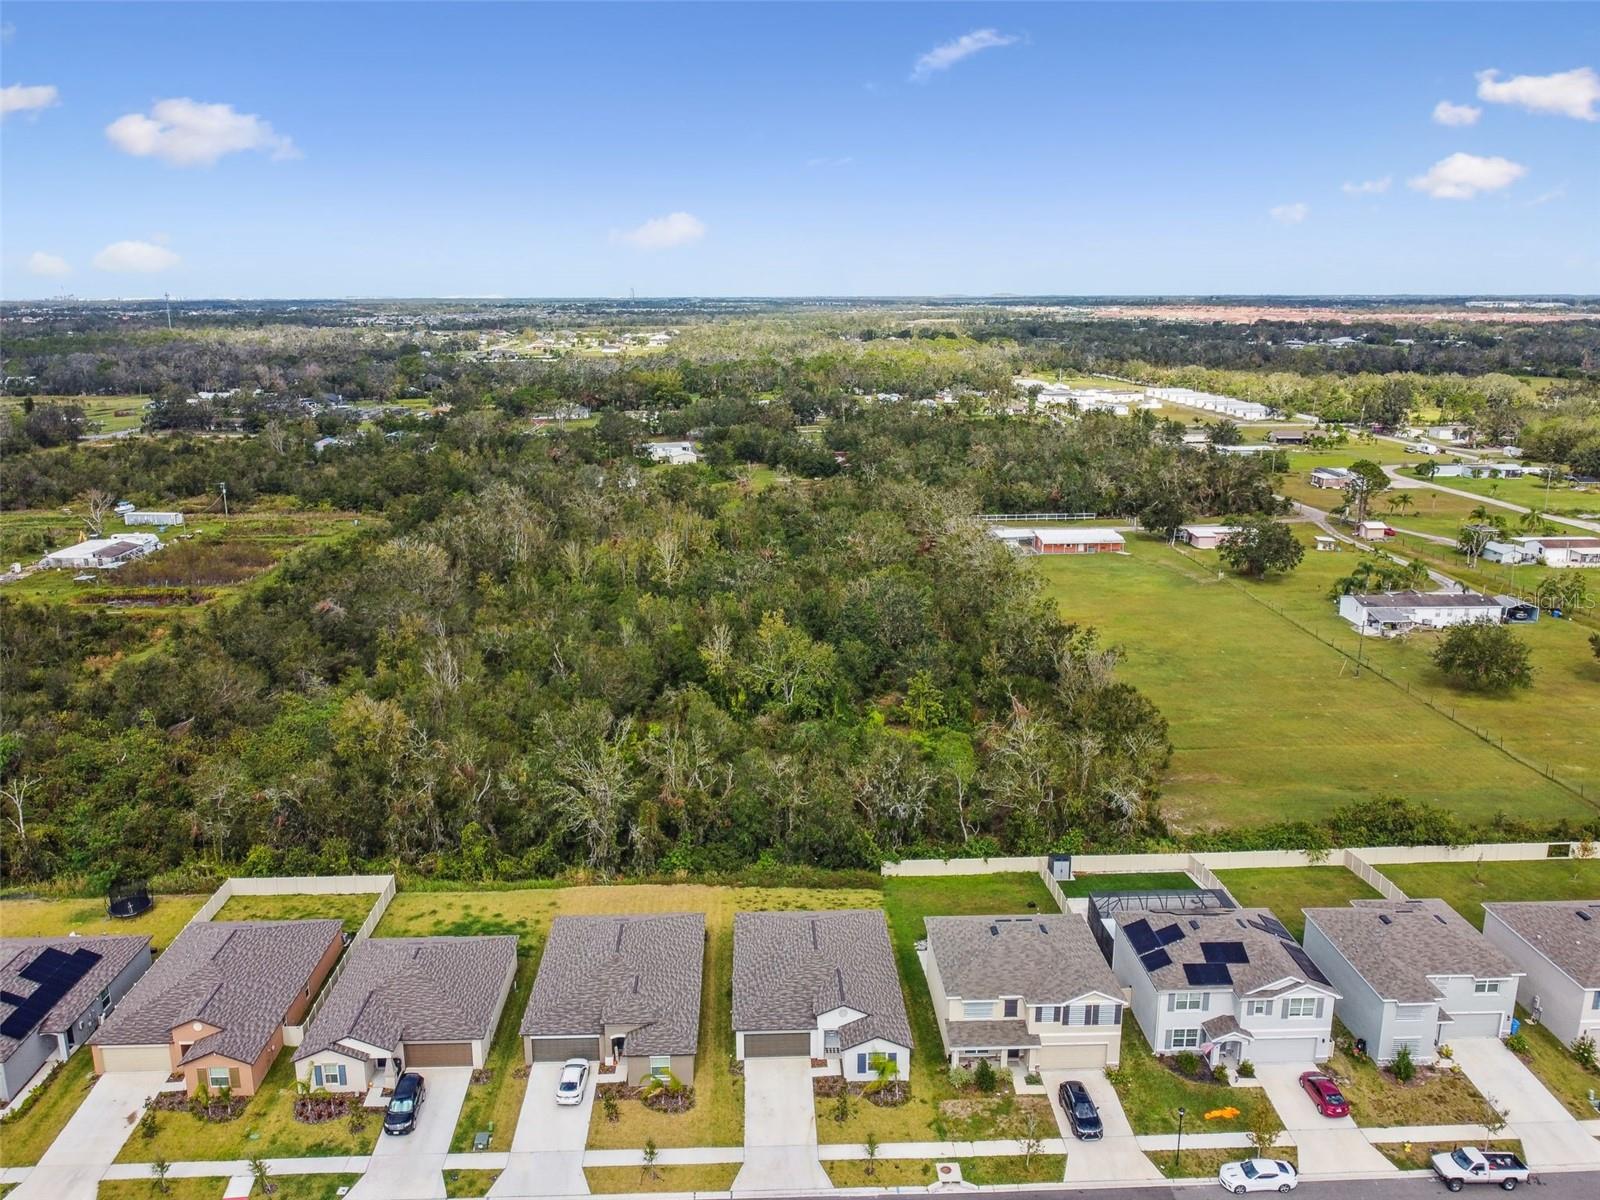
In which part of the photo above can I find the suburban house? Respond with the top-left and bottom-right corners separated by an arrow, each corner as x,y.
1481,902 -> 1600,1050
1033,528 -> 1126,555
1302,900 -> 1521,1064
40,533 -> 161,570
1,935 -> 153,1104
1110,908 -> 1338,1068
1177,524 -> 1242,550
91,920 -> 344,1096
1267,429 -> 1310,444
1354,519 -> 1393,540
922,914 -> 1125,1071
733,910 -> 912,1082
522,913 -> 704,1086
644,441 -> 700,465
1337,589 -> 1506,637
1310,466 -> 1356,489
293,935 -> 517,1091
1512,536 -> 1600,569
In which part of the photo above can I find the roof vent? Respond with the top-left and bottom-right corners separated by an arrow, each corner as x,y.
1378,915 -> 1393,925
1434,914 -> 1448,924
1189,920 -> 1200,930
1578,911 -> 1593,922
1038,924 -> 1049,935
990,924 -> 999,936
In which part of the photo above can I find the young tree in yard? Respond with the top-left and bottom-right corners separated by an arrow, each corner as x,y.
1245,1104 -> 1280,1155
1013,1105 -> 1045,1166
1218,517 -> 1304,578
973,1058 -> 998,1094
151,1158 -> 172,1194
642,1137 -> 659,1181
1457,521 -> 1503,567
1390,1044 -> 1417,1083
1343,460 -> 1390,523
1386,492 -> 1416,519
864,1131 -> 881,1176
249,1156 -> 273,1195
1414,459 -> 1439,481
1431,622 -> 1534,693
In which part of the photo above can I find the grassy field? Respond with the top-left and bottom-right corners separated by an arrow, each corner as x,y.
1397,466 -> 1600,517
1033,536 -> 1582,829
448,952 -> 536,1152
214,892 -> 378,933
1508,1007 -> 1600,1118
824,1154 -> 1068,1187
583,1163 -> 740,1193
1106,1025 -> 1279,1136
0,1050 -> 96,1167
1379,859 -> 1600,929
1215,867 -> 1382,941
0,893 -> 203,949
116,1053 -> 380,1163
1056,872 -> 1197,898
1,395 -> 149,435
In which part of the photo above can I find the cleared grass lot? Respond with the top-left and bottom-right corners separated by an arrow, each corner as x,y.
98,1176 -> 362,1200
214,891 -> 377,933
0,894 -> 203,949
1373,1140 -> 1523,1171
1323,1024 -> 1498,1127
1216,866 -> 1382,941
0,395 -> 149,435
1379,858 -> 1600,929
1033,537 -> 1580,830
1154,1146 -> 1297,1180
583,1163 -> 740,1193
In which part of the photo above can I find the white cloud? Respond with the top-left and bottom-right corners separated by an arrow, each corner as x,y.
92,240 -> 181,273
1,83 -> 59,119
1432,100 -> 1481,127
1526,187 -> 1566,208
1476,66 -> 1599,121
1269,202 -> 1309,225
614,212 -> 706,250
805,155 -> 855,168
1341,177 -> 1392,196
105,98 -> 298,166
910,29 -> 1019,82
26,252 -> 71,277
1408,152 -> 1527,199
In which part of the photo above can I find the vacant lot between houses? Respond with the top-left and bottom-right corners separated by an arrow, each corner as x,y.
1034,534 -> 1599,831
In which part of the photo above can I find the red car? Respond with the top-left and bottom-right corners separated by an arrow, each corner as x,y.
1299,1070 -> 1349,1118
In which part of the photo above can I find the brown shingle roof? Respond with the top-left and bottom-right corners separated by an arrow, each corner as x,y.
1115,908 -> 1332,996
1304,900 -> 1521,1003
925,914 -> 1119,1004
733,910 -> 911,1050
91,920 -> 342,1067
942,1018 -> 1040,1050
0,935 -> 150,1064
521,914 -> 704,1057
293,936 -> 516,1062
1483,902 -> 1600,988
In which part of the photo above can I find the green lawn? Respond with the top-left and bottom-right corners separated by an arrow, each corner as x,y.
1156,1146 -> 1297,1180
1033,536 -> 1581,830
1324,1027 -> 1498,1127
1216,867 -> 1381,941
1398,466 -> 1600,517
443,1168 -> 503,1198
583,1163 -> 740,1193
1507,1009 -> 1600,1119
0,1050 -> 96,1166
0,395 -> 149,435
824,1154 -> 1068,1187
448,952 -> 537,1152
1105,1024 -> 1280,1136
98,1175 -> 361,1200
214,891 -> 378,934
1380,859 -> 1600,928
116,1054 -> 380,1163
1373,1140 -> 1524,1171
1056,871 -> 1197,898
0,894 -> 204,951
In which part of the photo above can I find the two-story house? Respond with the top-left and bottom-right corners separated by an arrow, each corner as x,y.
1111,908 -> 1338,1069
1482,902 -> 1600,1051
1302,900 -> 1521,1065
922,914 -> 1125,1071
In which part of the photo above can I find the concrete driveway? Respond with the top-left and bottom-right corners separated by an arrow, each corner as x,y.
1042,1069 -> 1160,1183
489,1061 -> 594,1197
1255,1063 -> 1394,1177
349,1067 -> 474,1200
9,1068 -> 170,1200
1450,1037 -> 1600,1168
733,1057 -> 831,1193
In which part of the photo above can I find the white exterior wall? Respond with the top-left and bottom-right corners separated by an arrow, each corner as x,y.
1481,910 -> 1598,1048
1235,984 -> 1336,1062
1302,917 -> 1418,1062
841,1037 -> 911,1081
1432,973 -> 1517,1041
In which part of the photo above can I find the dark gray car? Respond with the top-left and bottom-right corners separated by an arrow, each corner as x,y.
1059,1079 -> 1103,1140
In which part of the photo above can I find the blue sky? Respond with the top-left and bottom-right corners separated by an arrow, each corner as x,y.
2,2 -> 1596,298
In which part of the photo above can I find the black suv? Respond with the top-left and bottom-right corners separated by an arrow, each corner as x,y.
383,1071 -> 426,1135
1059,1079 -> 1103,1140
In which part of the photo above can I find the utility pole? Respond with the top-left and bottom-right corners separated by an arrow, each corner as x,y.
164,293 -> 173,331
219,482 -> 228,517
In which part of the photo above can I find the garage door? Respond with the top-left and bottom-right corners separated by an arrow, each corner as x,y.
529,1036 -> 601,1062
1449,1013 -> 1506,1038
98,1044 -> 173,1073
1034,1042 -> 1109,1070
744,1032 -> 812,1058
405,1041 -> 474,1067
1247,1037 -> 1321,1064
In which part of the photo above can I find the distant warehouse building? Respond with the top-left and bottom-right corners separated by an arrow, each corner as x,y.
1337,589 -> 1507,638
40,533 -> 161,570
1177,524 -> 1242,550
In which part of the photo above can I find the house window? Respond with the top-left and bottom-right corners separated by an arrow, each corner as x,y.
1284,997 -> 1321,1019
1166,1028 -> 1200,1050
962,1001 -> 996,1020
867,1051 -> 897,1074
1033,1005 -> 1062,1024
1172,992 -> 1203,1012
1591,992 -> 1600,1011
1002,999 -> 1019,1018
207,1067 -> 232,1089
823,1030 -> 841,1054
1473,981 -> 1500,994
312,1064 -> 347,1088
649,1056 -> 671,1080
98,987 -> 111,1009
1084,1005 -> 1100,1026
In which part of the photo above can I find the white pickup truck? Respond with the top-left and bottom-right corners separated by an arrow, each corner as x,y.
1431,1146 -> 1532,1191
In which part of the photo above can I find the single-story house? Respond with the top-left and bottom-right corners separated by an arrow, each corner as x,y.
522,913 -> 704,1087
1482,541 -> 1536,565
123,511 -> 184,527
1302,900 -> 1520,1064
1513,537 -> 1600,569
40,533 -> 160,570
1110,908 -> 1338,1068
1177,524 -> 1242,550
923,914 -> 1125,1071
1337,589 -> 1505,638
1,935 -> 153,1104
1310,466 -> 1356,489
91,920 -> 344,1096
645,441 -> 700,465
733,910 -> 912,1082
1354,520 -> 1392,540
1481,902 -> 1600,1050
293,935 -> 517,1091
1034,528 -> 1125,555
1267,429 -> 1310,445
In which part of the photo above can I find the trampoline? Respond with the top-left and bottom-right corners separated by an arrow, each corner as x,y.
107,881 -> 153,919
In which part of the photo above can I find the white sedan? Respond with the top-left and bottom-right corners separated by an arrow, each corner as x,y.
1218,1158 -> 1298,1194
555,1057 -> 590,1106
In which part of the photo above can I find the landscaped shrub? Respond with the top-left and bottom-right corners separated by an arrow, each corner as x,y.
1573,1034 -> 1597,1070
1236,1061 -> 1256,1079
947,1066 -> 975,1090
1173,1051 -> 1202,1078
293,1091 -> 359,1124
1210,1064 -> 1229,1084
1504,1032 -> 1529,1056
1390,1045 -> 1417,1083
154,1089 -> 245,1123
973,1059 -> 998,1094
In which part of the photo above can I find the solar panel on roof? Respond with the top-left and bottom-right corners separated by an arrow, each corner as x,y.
1203,941 -> 1250,965
1248,915 -> 1293,940
1284,944 -> 1331,987
0,946 -> 101,1041
1125,919 -> 1160,954
1138,948 -> 1172,972
1156,924 -> 1187,946
1184,962 -> 1233,986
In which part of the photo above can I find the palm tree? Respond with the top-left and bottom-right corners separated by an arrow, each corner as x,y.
1386,493 -> 1415,519
1519,508 -> 1547,534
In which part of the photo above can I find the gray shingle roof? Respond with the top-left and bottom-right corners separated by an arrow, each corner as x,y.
0,935 -> 150,1064
521,914 -> 704,1057
91,920 -> 343,1067
293,936 -> 517,1063
925,914 -> 1120,1005
1304,900 -> 1521,1003
1115,908 -> 1332,996
1483,901 -> 1600,988
733,910 -> 911,1050
942,1018 -> 1039,1050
